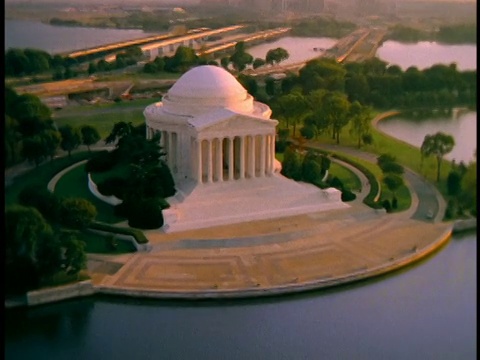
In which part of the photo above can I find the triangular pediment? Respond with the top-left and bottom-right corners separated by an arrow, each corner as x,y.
188,108 -> 277,134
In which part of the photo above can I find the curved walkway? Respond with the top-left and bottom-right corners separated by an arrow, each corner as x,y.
91,142 -> 453,299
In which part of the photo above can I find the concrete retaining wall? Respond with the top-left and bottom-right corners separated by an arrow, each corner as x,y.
27,280 -> 95,306
87,228 -> 151,252
453,218 -> 477,233
87,173 -> 123,205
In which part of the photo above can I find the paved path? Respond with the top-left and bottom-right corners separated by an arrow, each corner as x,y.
92,143 -> 453,298
6,112 -> 453,299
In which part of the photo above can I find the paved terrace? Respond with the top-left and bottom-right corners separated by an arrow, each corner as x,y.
91,147 -> 453,299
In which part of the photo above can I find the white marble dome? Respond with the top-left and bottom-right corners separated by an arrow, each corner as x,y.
162,65 -> 254,116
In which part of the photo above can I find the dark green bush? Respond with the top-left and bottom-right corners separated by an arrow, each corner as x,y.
85,150 -> 117,173
392,196 -> 398,209
127,198 -> 164,229
97,176 -> 127,198
382,199 -> 392,212
89,221 -> 149,244
18,186 -> 62,223
341,189 -> 357,202
329,176 -> 344,191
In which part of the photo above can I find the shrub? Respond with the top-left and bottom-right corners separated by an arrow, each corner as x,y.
18,186 -> 62,223
382,199 -> 392,212
85,150 -> 117,173
329,176 -> 344,191
89,222 -> 149,244
127,198 -> 164,229
341,189 -> 357,202
392,196 -> 398,209
59,198 -> 97,229
97,176 -> 127,198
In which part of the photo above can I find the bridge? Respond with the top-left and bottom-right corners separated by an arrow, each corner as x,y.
197,27 -> 291,58
244,27 -> 387,77
62,25 -> 245,62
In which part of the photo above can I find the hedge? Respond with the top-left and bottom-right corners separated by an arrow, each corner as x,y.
88,222 -> 149,244
308,148 -> 383,210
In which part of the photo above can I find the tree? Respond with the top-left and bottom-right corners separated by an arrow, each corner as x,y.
5,115 -> 21,165
87,62 -> 97,75
59,125 -> 82,156
171,46 -> 198,72
265,47 -> 290,65
229,41 -> 253,72
80,125 -> 101,152
298,58 -> 346,92
253,58 -> 266,69
220,56 -> 230,69
319,92 -> 351,144
345,73 -> 370,103
383,174 -> 404,202
281,146 -> 302,181
41,129 -> 62,161
9,93 -> 53,137
105,121 -> 135,145
59,198 -> 97,230
5,205 -> 54,292
459,160 -> 477,213
421,132 -> 455,182
377,153 -> 404,175
21,135 -> 47,166
275,90 -> 309,137
447,170 -> 462,196
349,101 -> 373,148
57,230 -> 86,276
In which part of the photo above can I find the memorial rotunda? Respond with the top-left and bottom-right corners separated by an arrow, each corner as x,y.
144,65 -> 347,232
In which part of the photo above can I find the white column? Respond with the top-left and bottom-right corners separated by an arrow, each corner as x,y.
216,138 -> 223,182
260,135 -> 266,177
167,132 -> 173,170
249,135 -> 255,178
228,137 -> 234,181
269,134 -> 275,174
207,139 -> 213,183
265,135 -> 271,175
239,137 -> 245,179
196,139 -> 202,184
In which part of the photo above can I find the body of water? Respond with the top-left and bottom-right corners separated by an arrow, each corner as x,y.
6,232 -> 476,359
5,19 -> 162,54
377,110 -> 477,163
5,20 -> 477,359
377,41 -> 477,70
245,36 -> 338,66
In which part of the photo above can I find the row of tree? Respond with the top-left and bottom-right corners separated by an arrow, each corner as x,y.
6,187 -> 97,294
5,86 -> 101,167
86,121 -> 176,229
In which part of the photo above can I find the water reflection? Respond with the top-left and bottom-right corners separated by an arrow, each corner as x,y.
5,233 -> 476,360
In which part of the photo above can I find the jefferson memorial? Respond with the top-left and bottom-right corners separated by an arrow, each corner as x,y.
144,65 -> 347,232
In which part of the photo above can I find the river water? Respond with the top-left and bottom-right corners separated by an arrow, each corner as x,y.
4,19 -> 477,359
377,110 -> 477,164
377,40 -> 477,71
5,232 -> 476,359
4,19 -> 162,53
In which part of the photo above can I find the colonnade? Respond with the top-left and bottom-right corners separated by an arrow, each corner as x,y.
194,134 -> 275,184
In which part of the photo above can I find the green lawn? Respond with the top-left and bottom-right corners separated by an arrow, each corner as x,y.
53,163 -> 125,224
328,162 -> 362,192
54,108 -> 146,139
5,152 -> 93,206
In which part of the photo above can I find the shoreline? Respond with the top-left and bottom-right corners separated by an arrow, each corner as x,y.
7,217 -> 470,308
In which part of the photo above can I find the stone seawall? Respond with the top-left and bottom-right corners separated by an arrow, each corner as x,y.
453,218 -> 477,233
26,280 -> 95,306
